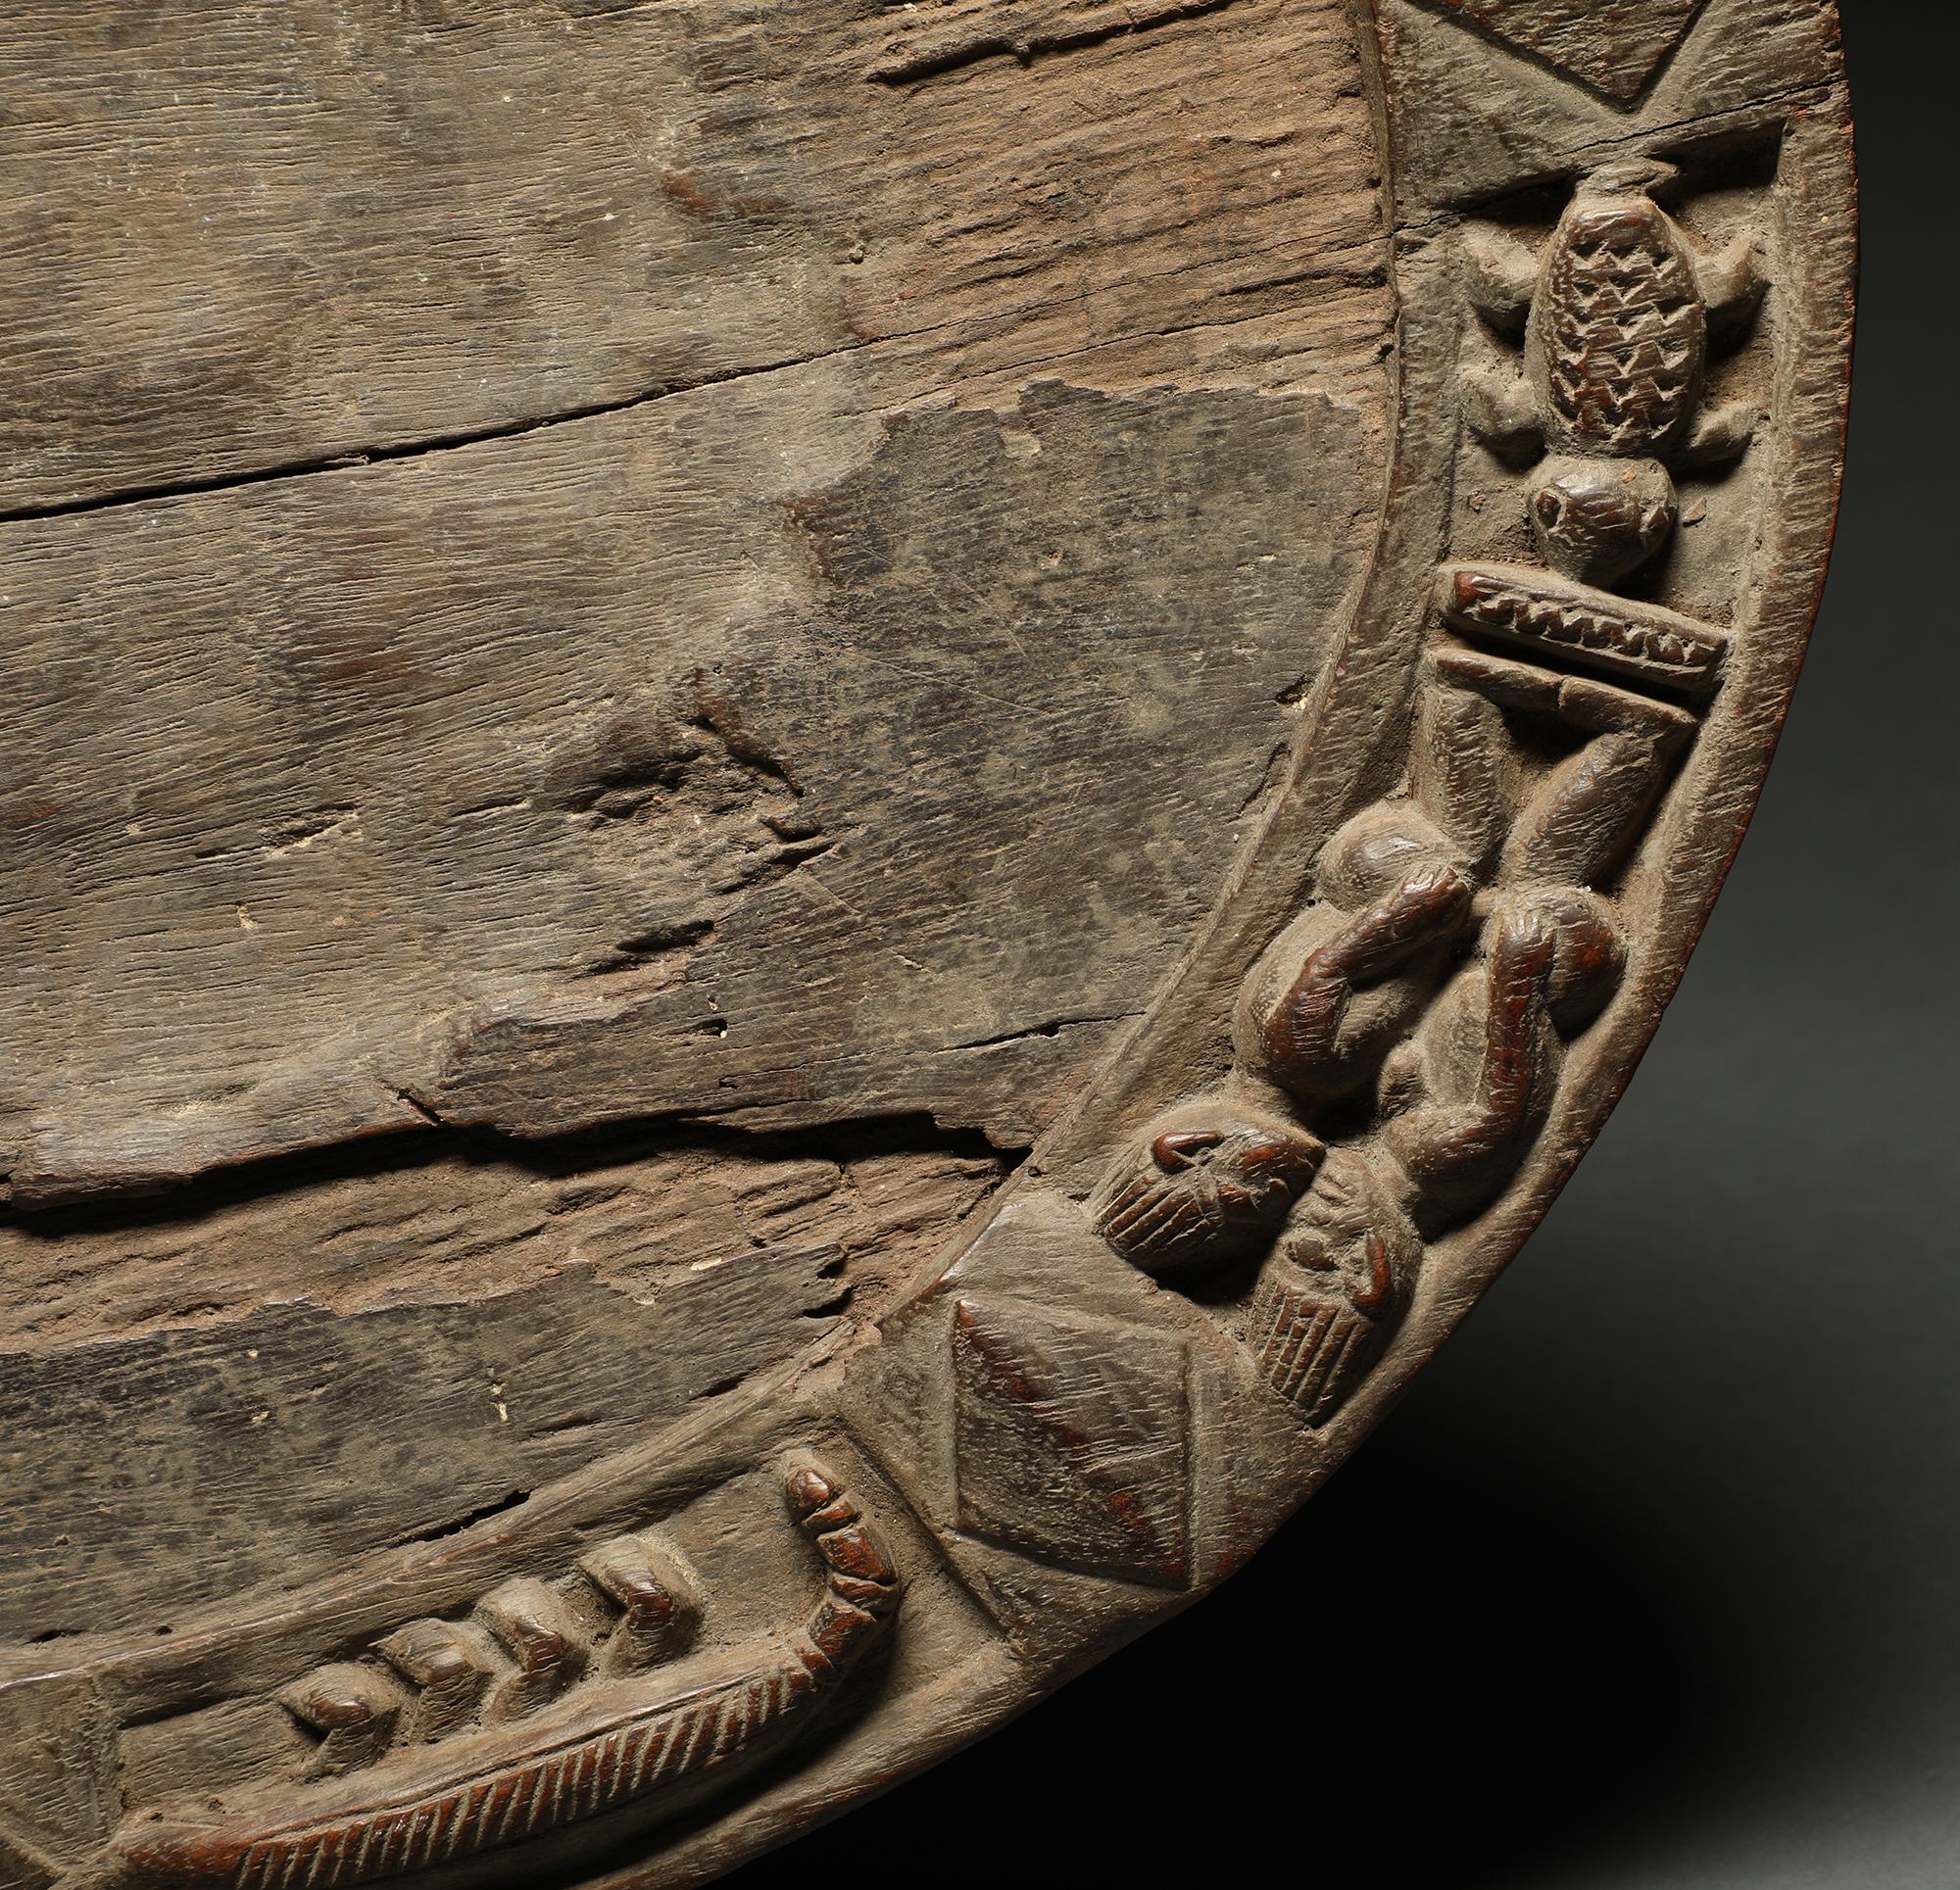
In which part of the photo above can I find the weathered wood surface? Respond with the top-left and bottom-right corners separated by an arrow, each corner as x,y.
0,0 -> 1395,1865
0,0 -> 1392,1625
1,375 -> 1380,1202
0,2 -> 1852,1887
0,0 -> 1386,514
0,0 -> 1391,1208
0,1131 -> 998,1640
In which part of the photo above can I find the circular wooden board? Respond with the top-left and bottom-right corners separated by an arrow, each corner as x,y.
0,2 -> 1852,1885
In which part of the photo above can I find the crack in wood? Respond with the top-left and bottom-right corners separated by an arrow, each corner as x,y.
0,1113 -> 1009,1235
864,0 -> 1248,85
0,341 -> 869,531
939,1013 -> 1144,1055
0,212 -> 1389,531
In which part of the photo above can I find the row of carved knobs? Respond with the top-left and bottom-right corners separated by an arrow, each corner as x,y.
279,1534 -> 701,1777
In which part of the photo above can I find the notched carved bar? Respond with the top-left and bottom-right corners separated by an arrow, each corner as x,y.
1438,564 -> 1731,698
373,1623 -> 497,1746
276,1670 -> 406,1783
578,1539 -> 703,1678
109,1463 -> 899,1889
474,1579 -> 587,1724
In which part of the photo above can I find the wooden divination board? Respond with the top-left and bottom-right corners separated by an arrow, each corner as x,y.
0,2 -> 1853,1885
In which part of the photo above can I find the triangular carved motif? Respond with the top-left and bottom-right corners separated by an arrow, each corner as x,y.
1427,0 -> 1706,103
950,1297 -> 1191,1588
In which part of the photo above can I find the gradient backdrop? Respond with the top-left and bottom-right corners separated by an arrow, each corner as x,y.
730,5 -> 1955,1882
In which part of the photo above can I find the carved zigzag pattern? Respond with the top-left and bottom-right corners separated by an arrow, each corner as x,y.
1544,226 -> 1701,453
1443,567 -> 1728,694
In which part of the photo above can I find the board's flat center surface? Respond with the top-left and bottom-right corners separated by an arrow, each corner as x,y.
0,0 -> 1392,1637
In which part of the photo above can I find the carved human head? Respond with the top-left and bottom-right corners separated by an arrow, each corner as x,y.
1275,1144 -> 1421,1317
1530,455 -> 1678,586
1094,1106 -> 1324,1282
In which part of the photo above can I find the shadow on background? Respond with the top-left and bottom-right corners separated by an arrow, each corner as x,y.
733,1381 -> 1786,1889
733,3 -> 1958,1882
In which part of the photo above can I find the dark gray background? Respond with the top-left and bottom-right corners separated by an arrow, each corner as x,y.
732,5 -> 1955,1882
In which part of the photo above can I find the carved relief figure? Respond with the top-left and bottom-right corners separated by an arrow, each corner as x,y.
1463,157 -> 1763,586
1096,149 -> 1770,1429
112,1463 -> 900,1890
0,0 -> 1851,1877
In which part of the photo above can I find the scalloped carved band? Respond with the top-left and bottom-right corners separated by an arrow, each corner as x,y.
1093,154 -> 1771,1424
112,1463 -> 900,1890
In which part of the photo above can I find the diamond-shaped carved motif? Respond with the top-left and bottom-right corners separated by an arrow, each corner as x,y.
1427,0 -> 1705,104
951,1297 -> 1190,1588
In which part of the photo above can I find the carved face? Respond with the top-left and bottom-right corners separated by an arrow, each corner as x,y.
1279,1146 -> 1419,1317
1095,1111 -> 1323,1280
1530,455 -> 1678,587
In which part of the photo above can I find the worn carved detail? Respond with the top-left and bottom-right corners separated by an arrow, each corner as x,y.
951,1298 -> 1191,1588
1421,0 -> 1708,105
1091,1109 -> 1323,1281
112,1464 -> 898,1888
276,1670 -> 405,1783
1094,150 -> 1773,1430
263,1540 -> 701,1787
1439,564 -> 1729,696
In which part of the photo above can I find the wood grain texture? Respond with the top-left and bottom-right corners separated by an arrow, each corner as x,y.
0,0 -> 1387,509
0,0 -> 1393,1209
0,1 -> 1852,1885
0,1130 -> 994,1640
0,0 -> 1394,1866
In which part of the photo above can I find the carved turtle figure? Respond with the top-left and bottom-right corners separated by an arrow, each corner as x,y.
1463,158 -> 1765,588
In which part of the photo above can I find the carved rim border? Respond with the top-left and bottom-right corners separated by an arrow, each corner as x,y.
2,4 -> 1855,1886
